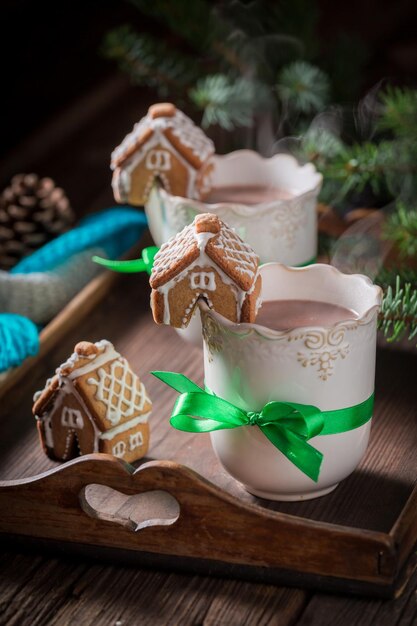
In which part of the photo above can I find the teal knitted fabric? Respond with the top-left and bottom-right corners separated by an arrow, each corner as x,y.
0,314 -> 39,372
0,207 -> 148,373
11,207 -> 147,274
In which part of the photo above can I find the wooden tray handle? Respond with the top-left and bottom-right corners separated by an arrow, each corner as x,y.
0,453 -> 396,586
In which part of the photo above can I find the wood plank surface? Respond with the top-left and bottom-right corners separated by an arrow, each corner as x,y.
0,547 -> 416,626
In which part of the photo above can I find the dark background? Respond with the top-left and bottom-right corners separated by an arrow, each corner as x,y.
1,0 -> 417,159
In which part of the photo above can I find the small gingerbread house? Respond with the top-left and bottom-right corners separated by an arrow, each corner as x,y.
33,340 -> 152,463
111,103 -> 215,206
150,213 -> 262,328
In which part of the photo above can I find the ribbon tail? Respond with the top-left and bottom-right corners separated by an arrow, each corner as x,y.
171,391 -> 247,429
260,424 -> 323,483
92,245 -> 159,274
152,371 -> 203,394
141,246 -> 159,274
92,256 -> 147,273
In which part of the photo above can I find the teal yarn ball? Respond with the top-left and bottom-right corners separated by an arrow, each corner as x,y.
0,314 -> 40,372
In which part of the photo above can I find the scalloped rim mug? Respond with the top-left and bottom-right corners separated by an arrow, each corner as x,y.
145,149 -> 322,265
200,263 -> 382,501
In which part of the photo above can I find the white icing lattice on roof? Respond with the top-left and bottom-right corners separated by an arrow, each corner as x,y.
111,109 -> 214,169
87,359 -> 150,426
169,110 -> 214,163
111,116 -> 149,168
210,224 -> 259,282
150,223 -> 199,288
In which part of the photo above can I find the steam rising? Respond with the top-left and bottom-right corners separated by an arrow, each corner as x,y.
206,4 -> 411,281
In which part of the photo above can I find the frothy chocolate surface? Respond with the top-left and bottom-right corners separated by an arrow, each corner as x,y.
205,185 -> 294,205
255,299 -> 358,331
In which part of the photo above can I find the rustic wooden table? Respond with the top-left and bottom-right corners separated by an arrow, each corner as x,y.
0,80 -> 416,626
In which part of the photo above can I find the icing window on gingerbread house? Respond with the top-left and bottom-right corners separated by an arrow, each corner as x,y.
61,407 -> 84,429
112,441 -> 126,458
129,431 -> 144,451
145,149 -> 171,171
190,271 -> 216,291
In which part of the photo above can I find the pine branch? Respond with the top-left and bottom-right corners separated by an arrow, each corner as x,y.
189,74 -> 272,130
127,0 -> 218,53
275,61 -> 330,115
382,141 -> 417,201
102,26 -> 198,97
297,126 -> 344,169
331,143 -> 386,195
378,87 -> 417,140
376,265 -> 417,290
379,276 -> 417,343
383,203 -> 417,259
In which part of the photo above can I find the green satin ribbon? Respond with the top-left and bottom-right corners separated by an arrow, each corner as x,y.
92,246 -> 158,275
152,371 -> 374,483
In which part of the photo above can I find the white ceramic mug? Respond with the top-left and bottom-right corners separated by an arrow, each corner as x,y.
145,150 -> 322,265
200,263 -> 382,501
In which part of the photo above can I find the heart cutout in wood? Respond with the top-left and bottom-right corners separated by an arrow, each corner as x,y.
80,484 -> 180,532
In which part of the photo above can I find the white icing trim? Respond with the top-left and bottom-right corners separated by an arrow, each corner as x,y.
43,415 -> 54,448
66,345 -> 120,380
195,231 -> 216,248
99,411 -> 151,441
163,285 -> 171,325
33,376 -> 54,404
58,340 -> 113,375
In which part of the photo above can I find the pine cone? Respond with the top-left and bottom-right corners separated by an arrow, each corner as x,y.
0,174 -> 75,270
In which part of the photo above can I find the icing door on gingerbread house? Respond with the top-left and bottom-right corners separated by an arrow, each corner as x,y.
129,142 -> 190,201
166,265 -> 240,326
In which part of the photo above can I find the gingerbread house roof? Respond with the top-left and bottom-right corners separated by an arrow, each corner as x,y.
33,340 -> 151,428
150,214 -> 260,292
33,374 -> 60,417
111,103 -> 215,171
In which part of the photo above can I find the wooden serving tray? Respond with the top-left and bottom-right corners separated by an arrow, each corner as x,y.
0,269 -> 416,599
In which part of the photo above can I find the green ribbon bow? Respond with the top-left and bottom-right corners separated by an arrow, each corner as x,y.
152,371 -> 374,483
92,246 -> 158,275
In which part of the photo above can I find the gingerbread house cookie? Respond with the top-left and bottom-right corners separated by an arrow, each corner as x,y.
33,340 -> 152,463
150,213 -> 262,328
111,103 -> 214,206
